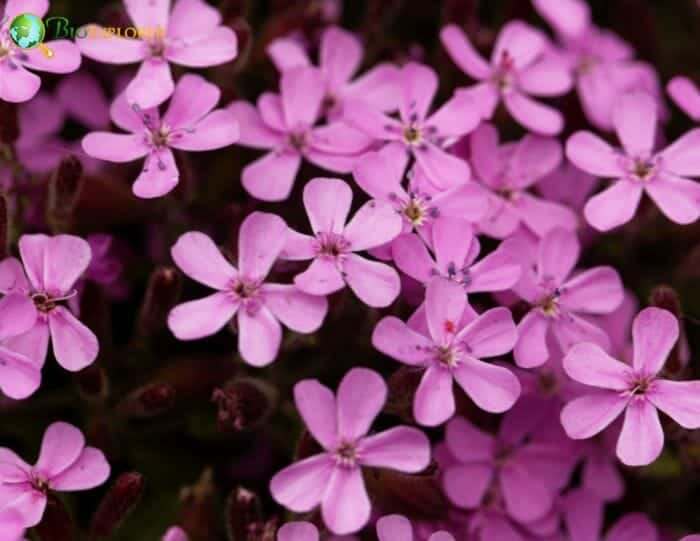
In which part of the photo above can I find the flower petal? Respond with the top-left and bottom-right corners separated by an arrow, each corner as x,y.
399,63 -> 437,123
227,102 -> 282,149
440,24 -> 491,80
294,257 -> 345,296
1,322 -> 50,369
75,26 -> 146,64
237,212 -> 287,279
503,91 -> 563,135
563,343 -> 632,390
132,148 -> 179,199
454,357 -> 520,413
605,513 -> 658,541
322,467 -> 370,535
168,293 -> 239,340
0,62 -> 41,103
343,254 -> 400,308
445,416 -> 495,461
303,177 -> 352,235
163,73 -> 220,128
293,379 -> 337,449
170,109 -> 239,151
270,454 -> 335,513
281,66 -> 324,129
566,131 -> 624,178
467,249 -> 522,293
81,133 -> 148,163
561,393 -> 628,440
514,310 -> 549,368
425,277 -> 467,345
168,0 -> 222,38
125,59 -> 174,110
344,200 -> 403,252
612,92 -> 657,157
583,181 -> 643,232
0,346 -> 41,400
668,76 -> 700,121
443,463 -> 493,508
372,316 -> 433,366
0,294 -> 36,341
352,144 -> 408,199
659,129 -> 700,176
262,283 -> 327,333
560,267 -> 624,314
413,366 -> 455,426
49,447 -> 110,490
277,522 -> 319,541
518,56 -> 573,97
170,232 -> 237,290
645,173 -> 700,225
358,426 -> 430,472
35,422 -> 85,479
500,463 -> 553,523
320,27 -> 362,88
237,306 -> 282,367
492,21 -> 547,70
413,142 -> 471,191
632,307 -> 678,377
376,515 -> 414,541
166,27 -> 238,67
48,307 -> 99,372
457,307 -> 517,358
616,398 -> 664,466
337,367 -> 386,440
241,150 -> 301,202
646,379 -> 700,429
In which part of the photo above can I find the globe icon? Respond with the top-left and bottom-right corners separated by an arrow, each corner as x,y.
9,13 -> 46,50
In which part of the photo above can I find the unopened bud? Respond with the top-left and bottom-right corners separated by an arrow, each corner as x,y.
117,383 -> 176,419
224,487 -> 262,541
0,101 -> 19,144
35,494 -> 74,541
649,285 -> 682,317
212,377 -> 277,432
89,472 -> 145,539
137,266 -> 181,335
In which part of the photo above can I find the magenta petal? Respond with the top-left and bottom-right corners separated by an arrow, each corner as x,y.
659,129 -> 700,176
516,193 -> 577,237
561,393 -> 628,440
322,467 -> 370,535
343,63 -> 400,113
353,145 -> 407,199
343,254 -> 400,308
371,317 -> 433,366
237,306 -> 282,367
166,27 -> 238,68
293,379 -> 337,449
632,307 -> 678,376
554,313 -> 611,354
168,0 -> 222,36
237,212 -> 288,280
4,0 -> 49,19
168,293 -> 239,340
468,249 -> 521,293
81,133 -> 149,163
563,489 -> 603,541
0,258 -> 30,294
399,63 -> 438,123
440,25 -> 491,80
227,102 -> 282,149
56,73 -> 110,130
566,131 -> 624,178
514,310 -> 549,368
163,73 -> 221,127
343,102 -> 403,140
492,21 -> 546,69
454,357 -> 520,413
605,513 -> 658,541
48,307 -> 98,372
344,200 -> 403,251
2,322 -> 50,369
171,232 -> 237,290
277,522 -> 319,541
518,56 -> 573,97
294,257 -> 345,296
337,367 -> 386,440
560,267 -> 624,314
170,109 -> 239,151
133,149 -> 179,199
391,233 -> 435,284
443,463 -> 492,508
35,422 -> 85,479
616,399 -> 664,466
0,294 -> 36,341
563,343 -> 632,390
242,150 -> 302,202
645,173 -> 700,225
303,177 -> 352,235
22,41 -> 81,74
538,228 -> 579,287
499,463 -> 553,523
413,142 -> 471,190
413,366 -> 455,426
646,379 -> 700,429
76,26 -> 146,64
504,91 -> 563,135
376,515 -> 414,541
320,27 -> 362,88
668,77 -> 700,121
49,447 -> 110,491
262,284 -> 327,333
267,38 -> 311,71
612,92 -> 657,157
281,230 -> 316,261
584,181 -> 644,232
0,62 -> 41,103
445,416 -> 495,461
457,307 -> 517,358
270,454 -> 335,513
425,93 -> 481,138
281,66 -> 324,129
582,448 -> 624,502
432,217 -> 477,273
0,346 -> 41,399
425,277 -> 467,345
126,60 -> 175,110
358,426 -> 430,472
10,491 -> 47,527
124,0 -> 170,28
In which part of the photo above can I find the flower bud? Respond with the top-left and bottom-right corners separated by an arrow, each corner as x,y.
35,494 -> 74,541
224,486 -> 262,541
89,472 -> 145,539
137,266 -> 182,336
212,377 -> 277,432
117,383 -> 176,419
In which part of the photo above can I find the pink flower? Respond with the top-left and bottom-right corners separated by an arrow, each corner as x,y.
14,93 -> 67,174
567,92 -> 700,231
77,0 -> 238,109
376,515 -> 455,541
469,123 -> 577,239
228,66 -> 373,201
373,277 -> 520,426
392,217 -> 521,295
0,234 -> 99,372
82,74 -> 239,199
440,21 -> 572,135
0,507 -> 25,541
162,526 -> 188,541
668,76 -> 700,122
280,177 -> 402,308
441,414 -> 574,525
277,522 -> 320,541
0,422 -> 110,527
0,324 -> 40,401
0,0 -> 81,103
560,307 -> 700,466
268,26 -> 399,119
343,63 -> 480,189
168,212 -> 328,366
270,368 -> 430,535
512,228 -> 623,368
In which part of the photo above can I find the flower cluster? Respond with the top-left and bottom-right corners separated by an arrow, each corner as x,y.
1,0 -> 700,539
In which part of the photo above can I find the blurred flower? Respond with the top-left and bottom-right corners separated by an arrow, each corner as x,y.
668,77 -> 700,122
163,526 -> 188,541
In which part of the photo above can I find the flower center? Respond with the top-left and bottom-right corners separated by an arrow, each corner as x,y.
32,293 -> 56,313
576,55 -> 597,76
147,37 -> 167,58
149,125 -> 170,147
631,158 -> 655,181
539,290 -> 561,317
494,51 -> 516,92
402,125 -> 423,145
316,232 -> 350,258
288,131 -> 307,151
436,346 -> 459,368
231,278 -> 260,300
30,474 -> 50,494
538,371 -> 558,395
333,440 -> 359,468
630,376 -> 653,396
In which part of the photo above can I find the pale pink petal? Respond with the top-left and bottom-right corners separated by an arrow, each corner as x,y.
645,173 -> 700,225
168,293 -> 239,340
49,447 -> 110,490
445,416 -> 495,461
320,27 -> 362,88
605,513 -> 658,541
4,0 -> 49,19
237,212 -> 287,279
126,60 -> 174,110
616,398 -> 663,466
561,393 -> 628,439
440,25 -> 491,80
425,277 -> 467,345
262,283 -> 327,333
646,379 -> 700,429
241,150 -> 302,202
337,367 -> 386,440
270,453 -> 335,512
267,38 -> 311,71
517,56 -> 573,97
0,346 -> 41,399
322,467 -> 370,535
109,89 -> 157,133
303,177 -> 352,235
280,230 -> 316,261
516,193 -> 577,237
170,109 -> 239,151
503,91 -> 563,135
352,144 -> 408,199
443,463 -> 492,508
343,102 -> 403,140
532,0 -> 590,38
304,148 -> 363,173
507,135 -> 563,190
0,294 -> 36,341
22,40 -> 80,73
343,63 -> 400,112
612,92 -> 657,156
132,148 -> 179,199
431,217 -> 476,274
500,463 -> 553,523
413,142 -> 471,191
343,254 -> 400,308
281,66 -> 324,129
372,316 -> 433,366
659,129 -> 700,176
56,73 -> 110,130
433,182 -> 488,221
277,522 -> 319,541
166,27 -> 238,67
414,366 -> 455,426
81,133 -> 149,163
584,181 -> 643,232
21,235 -> 88,295
257,93 -> 287,132
168,0 -> 222,38
48,307 -> 98,372
553,313 -> 611,355
237,306 -> 282,367
309,123 -> 372,155
492,21 -> 547,70
344,200 -> 403,251
170,232 -> 237,290
293,379 -> 337,449
425,93 -> 481,138
294,257 -> 345,296
470,123 -> 501,184
124,0 -> 170,28
0,258 -> 29,293
358,426 -> 430,472
537,228 -> 579,286
376,515 -> 414,541
75,26 -> 146,64
632,307 -> 677,376
35,422 -> 85,478
668,76 -> 700,121
7,491 -> 46,528
467,250 -> 521,293
399,63 -> 438,123
561,267 -> 623,313
563,343 -> 632,390
1,322 -> 50,369
0,62 -> 41,103
162,73 -> 220,127
454,357 -> 520,413
391,233 -> 435,284
227,102 -> 282,149
457,307 -> 517,358
514,310 -> 549,368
